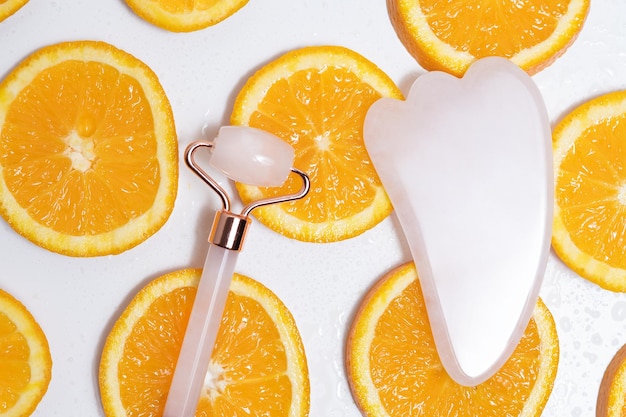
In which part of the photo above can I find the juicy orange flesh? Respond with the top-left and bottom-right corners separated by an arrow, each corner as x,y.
419,0 -> 568,58
246,66 -> 384,223
0,59 -> 160,236
0,312 -> 31,412
152,0 -> 221,13
118,287 -> 192,417
556,113 -> 626,269
370,279 -> 541,415
208,291 -> 291,416
118,286 -> 291,416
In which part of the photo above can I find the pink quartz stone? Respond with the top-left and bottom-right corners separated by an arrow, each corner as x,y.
364,57 -> 553,385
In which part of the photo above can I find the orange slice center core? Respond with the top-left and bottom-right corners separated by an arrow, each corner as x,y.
64,132 -> 96,172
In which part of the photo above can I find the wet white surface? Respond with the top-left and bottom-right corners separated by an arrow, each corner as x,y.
1,1 -> 625,416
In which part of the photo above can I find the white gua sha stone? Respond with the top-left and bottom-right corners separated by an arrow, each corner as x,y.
363,57 -> 553,386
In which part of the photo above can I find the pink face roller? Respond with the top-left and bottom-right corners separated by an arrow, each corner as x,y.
163,126 -> 309,417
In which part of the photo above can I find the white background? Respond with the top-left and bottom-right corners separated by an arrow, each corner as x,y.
1,1 -> 625,416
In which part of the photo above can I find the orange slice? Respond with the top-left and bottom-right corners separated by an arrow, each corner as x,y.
0,0 -> 28,22
231,46 -> 403,243
388,0 -> 590,76
0,41 -> 178,257
124,0 -> 249,32
598,344 -> 626,417
0,288 -> 52,417
346,262 -> 559,417
99,269 -> 310,417
552,90 -> 626,292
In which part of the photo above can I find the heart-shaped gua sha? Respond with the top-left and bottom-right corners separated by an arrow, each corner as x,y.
364,57 -> 553,386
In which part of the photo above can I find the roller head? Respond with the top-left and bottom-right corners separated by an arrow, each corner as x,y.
209,126 -> 295,187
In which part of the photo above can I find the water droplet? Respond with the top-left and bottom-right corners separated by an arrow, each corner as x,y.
335,380 -> 351,401
612,301 -> 626,321
552,382 -> 568,400
584,307 -> 601,319
583,351 -> 597,363
591,333 -> 603,345
545,289 -> 561,307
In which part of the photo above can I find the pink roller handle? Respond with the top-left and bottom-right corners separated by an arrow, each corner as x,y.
163,244 -> 238,417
